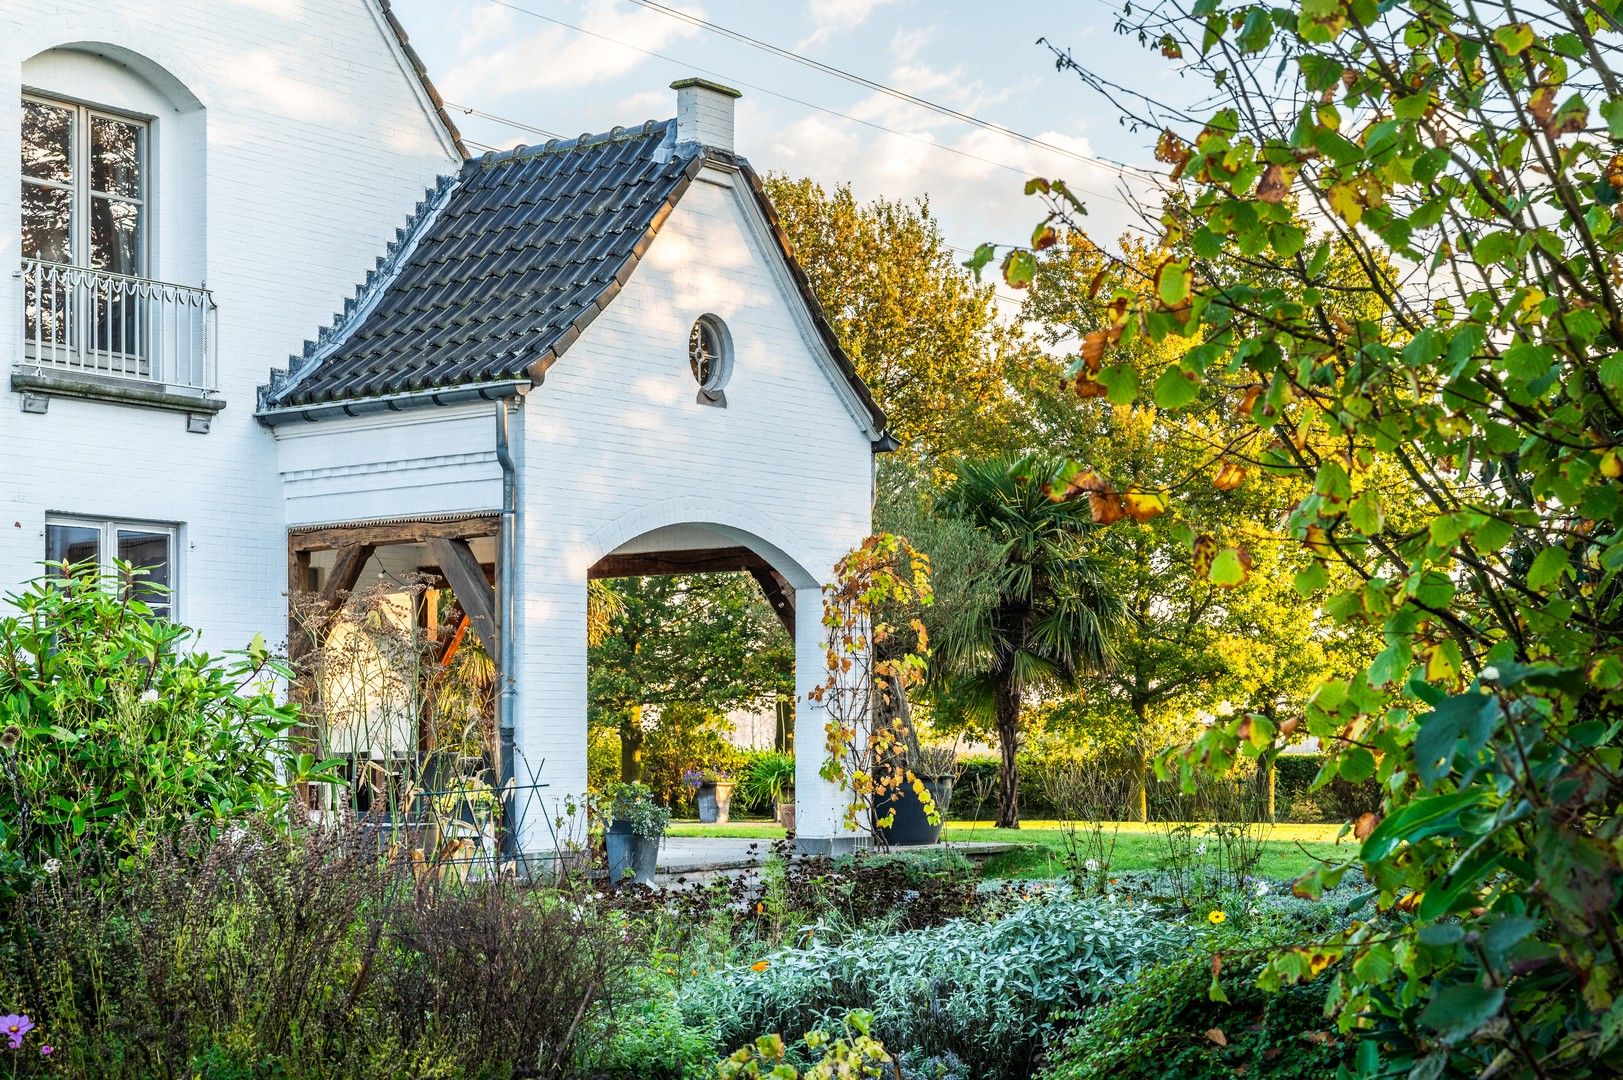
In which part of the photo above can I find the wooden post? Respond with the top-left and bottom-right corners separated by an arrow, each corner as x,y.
748,566 -> 797,637
426,537 -> 499,658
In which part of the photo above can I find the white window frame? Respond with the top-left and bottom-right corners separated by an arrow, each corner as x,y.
20,92 -> 150,274
44,514 -> 179,618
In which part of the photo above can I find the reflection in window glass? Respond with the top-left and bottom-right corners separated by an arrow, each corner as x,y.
45,523 -> 100,570
19,97 -> 144,273
44,519 -> 175,616
21,100 -> 72,183
21,182 -> 72,264
90,197 -> 141,275
90,117 -> 141,197
117,529 -> 171,614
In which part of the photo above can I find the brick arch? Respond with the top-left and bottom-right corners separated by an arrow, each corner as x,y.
20,37 -> 211,112
583,495 -> 823,592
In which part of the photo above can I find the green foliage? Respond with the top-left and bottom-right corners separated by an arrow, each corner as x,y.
0,821 -> 630,1078
717,1011 -> 894,1080
590,573 -> 789,784
762,175 -> 1027,461
0,565 -> 326,898
1041,953 -> 1351,1080
1270,754 -> 1380,825
682,896 -> 1187,1079
604,782 -> 671,839
596,968 -> 719,1080
1025,0 -> 1623,1070
737,751 -> 796,812
640,703 -> 744,810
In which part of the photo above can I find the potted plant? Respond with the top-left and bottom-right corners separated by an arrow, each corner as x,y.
739,751 -> 796,831
875,742 -> 957,847
603,782 -> 669,886
684,767 -> 736,824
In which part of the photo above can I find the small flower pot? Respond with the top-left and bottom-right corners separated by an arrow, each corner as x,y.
696,780 -> 734,824
605,818 -> 662,885
874,776 -> 953,847
775,799 -> 795,832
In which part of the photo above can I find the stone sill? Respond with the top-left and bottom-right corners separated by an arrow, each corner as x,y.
12,368 -> 226,432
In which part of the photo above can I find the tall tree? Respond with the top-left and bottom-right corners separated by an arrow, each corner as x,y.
589,574 -> 791,782
932,454 -> 1124,828
1017,231 -> 1380,818
763,175 -> 1028,460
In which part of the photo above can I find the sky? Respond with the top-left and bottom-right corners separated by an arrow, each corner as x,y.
388,0 -> 1191,270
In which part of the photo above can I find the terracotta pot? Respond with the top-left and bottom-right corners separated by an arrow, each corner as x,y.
775,800 -> 796,832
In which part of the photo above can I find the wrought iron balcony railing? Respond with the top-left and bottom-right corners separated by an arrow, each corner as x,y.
18,258 -> 217,393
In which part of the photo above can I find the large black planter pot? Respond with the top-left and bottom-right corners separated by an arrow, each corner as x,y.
696,781 -> 734,824
875,776 -> 953,847
605,819 -> 662,885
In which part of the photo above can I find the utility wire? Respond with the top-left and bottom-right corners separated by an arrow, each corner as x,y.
620,0 -> 1162,182
447,102 -> 564,141
481,0 -> 1143,210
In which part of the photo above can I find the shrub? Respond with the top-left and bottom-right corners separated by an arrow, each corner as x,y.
718,1011 -> 895,1079
1040,952 -> 1352,1080
604,782 -> 671,838
0,818 -> 632,1078
593,967 -> 720,1080
736,752 -> 795,815
1270,755 -> 1380,824
599,843 -> 984,949
0,565 -> 326,900
682,895 -> 1187,1079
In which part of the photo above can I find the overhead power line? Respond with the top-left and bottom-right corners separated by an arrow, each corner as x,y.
447,102 -> 564,142
620,0 -> 1161,182
480,0 -> 1142,210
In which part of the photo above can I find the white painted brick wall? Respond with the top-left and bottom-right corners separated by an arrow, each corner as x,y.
276,405 -> 505,527
674,80 -> 738,152
0,1 -> 458,652
512,165 -> 875,850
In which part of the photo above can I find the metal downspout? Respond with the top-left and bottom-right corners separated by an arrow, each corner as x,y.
494,400 -> 520,867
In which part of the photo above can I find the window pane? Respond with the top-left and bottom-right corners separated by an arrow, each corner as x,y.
21,182 -> 72,263
117,529 -> 171,611
21,100 -> 72,183
90,116 -> 142,198
45,524 -> 101,572
90,197 -> 140,274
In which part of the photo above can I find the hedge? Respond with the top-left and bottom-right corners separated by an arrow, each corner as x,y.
943,753 -> 1379,824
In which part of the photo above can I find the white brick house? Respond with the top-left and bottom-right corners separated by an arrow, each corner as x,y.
3,4 -> 886,856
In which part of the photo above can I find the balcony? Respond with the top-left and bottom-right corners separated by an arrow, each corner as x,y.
16,258 -> 222,427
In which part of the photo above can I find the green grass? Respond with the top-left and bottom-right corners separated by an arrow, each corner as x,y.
666,819 -> 1353,880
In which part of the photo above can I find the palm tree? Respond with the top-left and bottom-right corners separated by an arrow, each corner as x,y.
933,453 -> 1123,828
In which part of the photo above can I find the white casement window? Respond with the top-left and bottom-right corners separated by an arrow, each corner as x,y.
45,516 -> 176,618
21,95 -> 147,275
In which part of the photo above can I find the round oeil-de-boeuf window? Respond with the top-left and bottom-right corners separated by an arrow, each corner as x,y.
688,314 -> 732,400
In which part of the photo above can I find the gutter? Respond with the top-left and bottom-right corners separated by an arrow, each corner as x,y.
493,398 -> 520,867
256,380 -> 528,427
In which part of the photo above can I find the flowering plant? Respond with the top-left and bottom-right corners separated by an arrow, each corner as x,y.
682,767 -> 732,789
0,1012 -> 52,1060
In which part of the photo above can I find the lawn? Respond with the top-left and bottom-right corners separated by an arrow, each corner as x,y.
666,819 -> 1353,880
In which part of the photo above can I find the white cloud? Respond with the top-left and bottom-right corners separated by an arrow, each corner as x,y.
796,0 -> 899,49
439,0 -> 704,101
